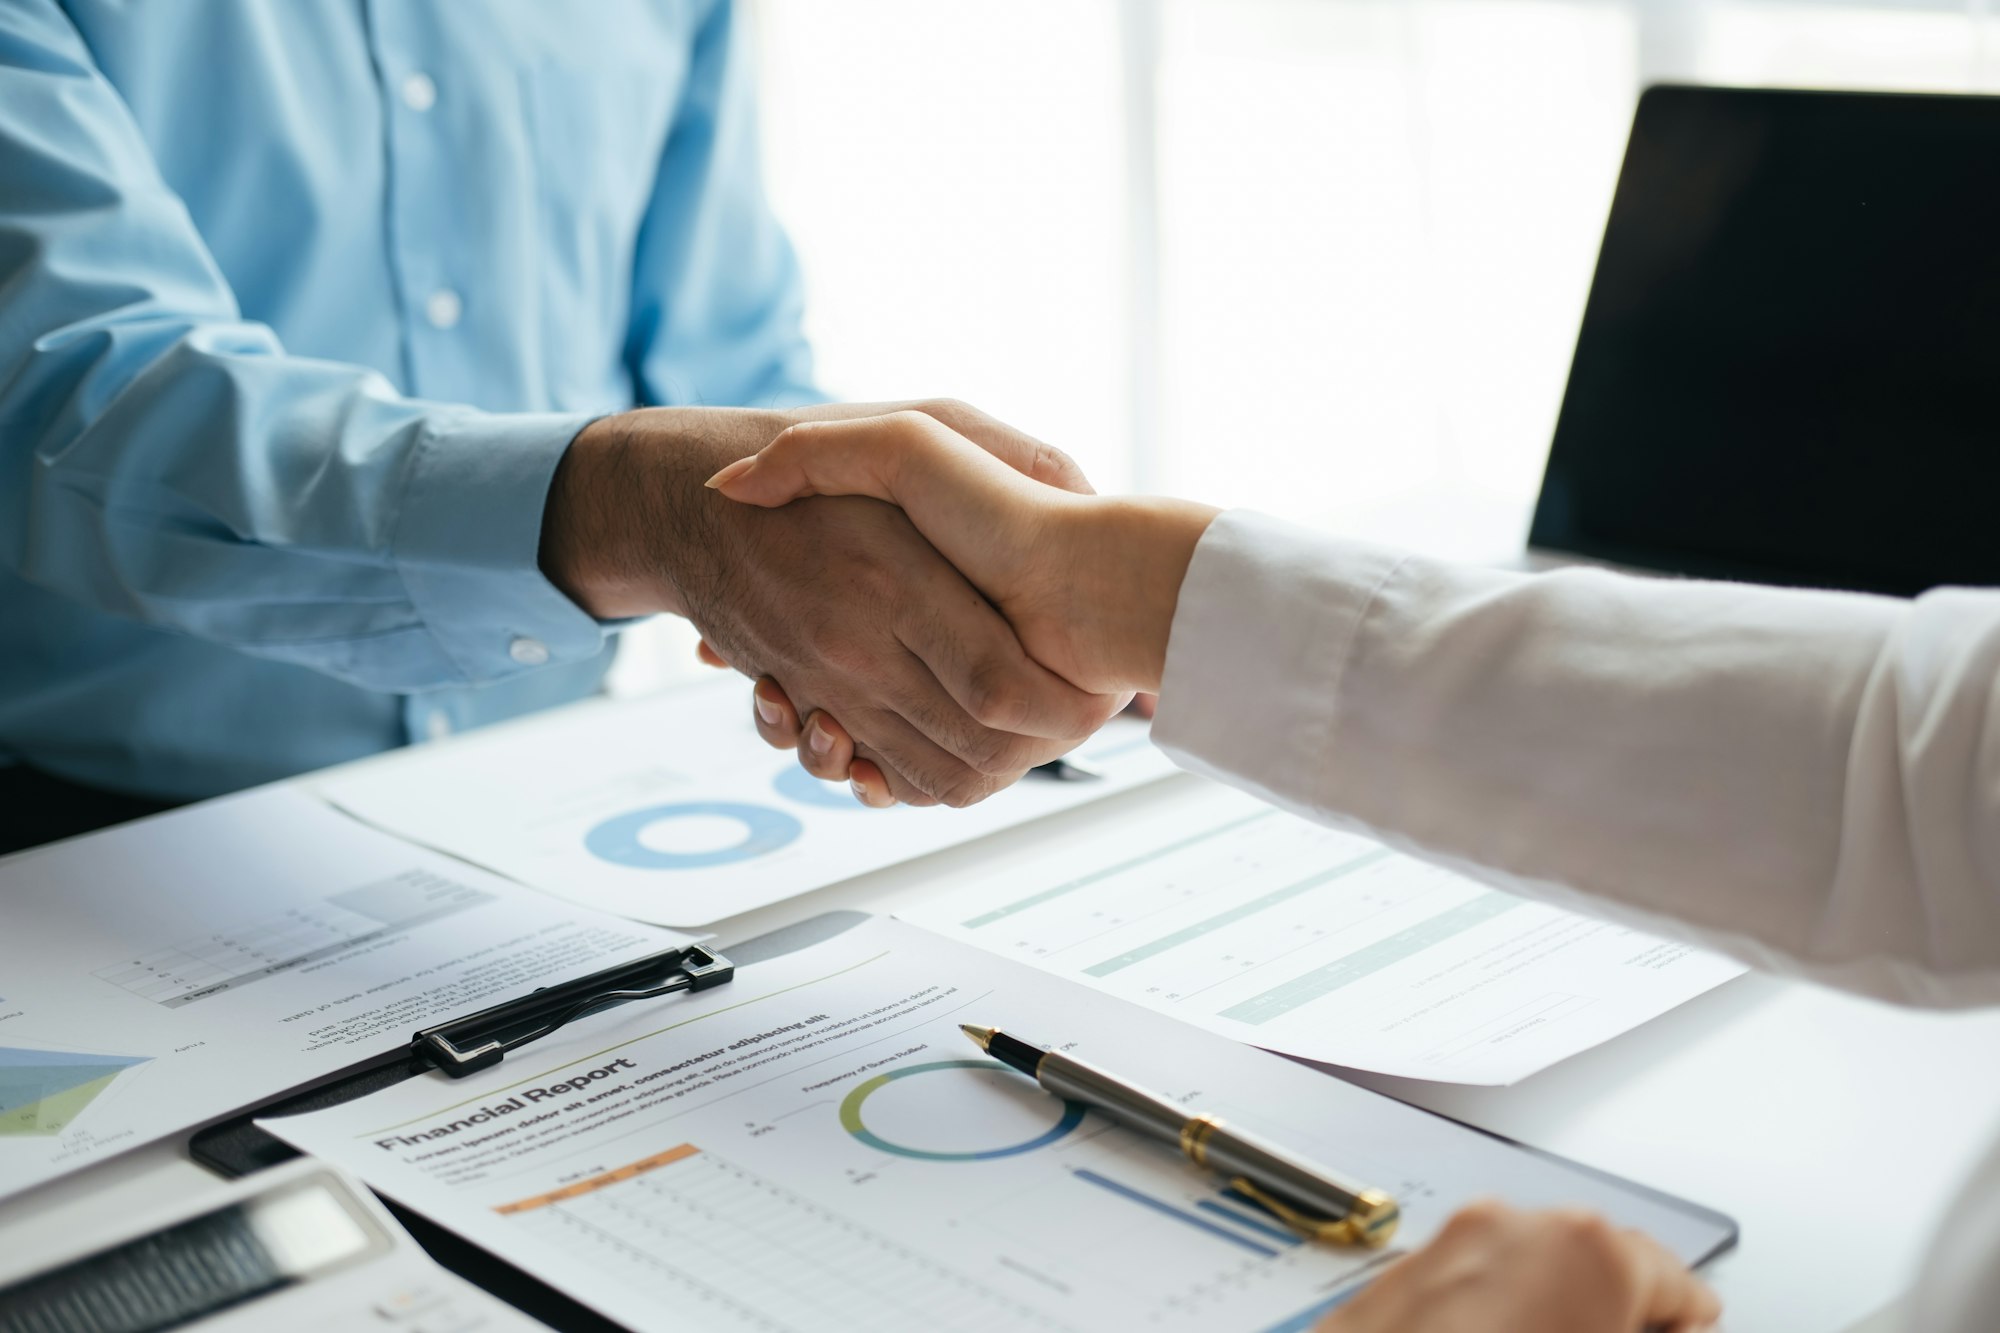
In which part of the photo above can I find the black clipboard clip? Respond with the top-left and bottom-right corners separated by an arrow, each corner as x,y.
412,943 -> 734,1078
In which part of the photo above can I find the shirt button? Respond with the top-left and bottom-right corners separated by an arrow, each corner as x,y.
424,712 -> 453,741
401,72 -> 437,112
509,636 -> 550,667
424,288 -> 462,330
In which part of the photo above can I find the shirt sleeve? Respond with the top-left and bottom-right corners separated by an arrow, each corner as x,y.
1153,509 -> 2000,1008
0,0 -> 607,694
624,0 -> 821,410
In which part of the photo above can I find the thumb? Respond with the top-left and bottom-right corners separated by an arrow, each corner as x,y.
706,410 -> 1048,536
917,401 -> 1095,496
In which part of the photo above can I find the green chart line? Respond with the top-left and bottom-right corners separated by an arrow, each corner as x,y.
959,810 -> 1276,930
1082,849 -> 1395,978
1217,893 -> 1523,1026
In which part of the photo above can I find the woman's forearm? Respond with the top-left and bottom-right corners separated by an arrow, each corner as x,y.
1054,496 -> 1222,694
1152,511 -> 2000,1008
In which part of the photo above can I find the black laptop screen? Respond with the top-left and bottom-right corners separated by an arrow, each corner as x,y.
1528,85 -> 2000,597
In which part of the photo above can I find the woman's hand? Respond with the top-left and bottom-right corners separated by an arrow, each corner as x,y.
1320,1202 -> 1720,1333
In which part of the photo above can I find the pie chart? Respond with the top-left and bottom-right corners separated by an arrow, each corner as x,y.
838,1059 -> 1087,1161
584,802 -> 804,870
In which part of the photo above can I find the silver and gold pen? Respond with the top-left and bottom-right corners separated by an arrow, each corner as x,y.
960,1023 -> 1400,1247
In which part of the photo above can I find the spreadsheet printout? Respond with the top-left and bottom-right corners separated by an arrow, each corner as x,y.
899,784 -> 1744,1084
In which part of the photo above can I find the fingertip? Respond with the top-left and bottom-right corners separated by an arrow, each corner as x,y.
849,758 -> 896,808
752,677 -> 801,747
704,456 -> 757,491
799,709 -> 855,780
806,710 -> 850,758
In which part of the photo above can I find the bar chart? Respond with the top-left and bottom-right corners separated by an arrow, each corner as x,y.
497,1145 -> 1073,1333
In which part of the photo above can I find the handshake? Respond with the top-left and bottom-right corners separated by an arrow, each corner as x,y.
540,399 -> 1218,809
542,401 -> 1729,1333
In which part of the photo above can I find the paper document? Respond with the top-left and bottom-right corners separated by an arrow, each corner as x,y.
318,680 -> 1175,926
265,917 -> 1727,1333
0,789 -> 693,1202
900,784 -> 1745,1084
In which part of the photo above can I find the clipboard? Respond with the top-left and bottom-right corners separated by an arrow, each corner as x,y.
191,911 -> 1737,1332
190,912 -> 870,1332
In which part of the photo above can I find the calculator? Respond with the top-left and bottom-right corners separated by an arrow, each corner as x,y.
0,1159 -> 545,1332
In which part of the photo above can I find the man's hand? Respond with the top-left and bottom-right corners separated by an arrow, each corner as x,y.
710,411 -> 1219,696
1319,1202 -> 1719,1333
703,410 -> 1215,804
540,403 -> 1123,807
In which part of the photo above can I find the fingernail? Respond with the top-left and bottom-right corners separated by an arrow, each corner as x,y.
808,720 -> 834,756
705,457 -> 756,490
755,693 -> 780,727
850,777 -> 871,805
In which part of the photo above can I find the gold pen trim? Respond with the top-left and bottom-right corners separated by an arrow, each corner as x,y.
1179,1111 -> 1400,1248
1227,1178 -> 1402,1248
1179,1112 -> 1224,1167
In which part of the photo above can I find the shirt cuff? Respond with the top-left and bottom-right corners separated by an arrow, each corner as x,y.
392,410 -> 608,687
1152,510 -> 1408,815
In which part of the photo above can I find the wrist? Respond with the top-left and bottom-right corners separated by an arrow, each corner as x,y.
1062,496 -> 1221,694
540,407 -> 790,619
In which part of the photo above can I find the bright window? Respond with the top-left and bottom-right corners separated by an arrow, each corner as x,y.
612,0 -> 2000,694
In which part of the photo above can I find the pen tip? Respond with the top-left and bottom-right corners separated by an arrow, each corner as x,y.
960,1024 -> 995,1051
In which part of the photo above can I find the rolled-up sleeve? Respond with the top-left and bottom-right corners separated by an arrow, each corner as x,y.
0,0 -> 603,693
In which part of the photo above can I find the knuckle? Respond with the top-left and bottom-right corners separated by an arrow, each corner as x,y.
1549,1209 -> 1621,1257
810,630 -> 873,678
885,409 -> 936,440
964,665 -> 1028,733
968,731 -> 1038,779
1443,1199 -> 1509,1237
889,755 -> 955,806
880,765 -> 939,806
919,396 -> 972,424
1035,440 -> 1088,490
939,767 -> 1000,809
958,728 -> 1010,778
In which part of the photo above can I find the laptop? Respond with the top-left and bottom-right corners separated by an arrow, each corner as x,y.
1522,84 -> 2000,596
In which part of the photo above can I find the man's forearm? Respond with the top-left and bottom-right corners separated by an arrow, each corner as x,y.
540,399 -> 1054,622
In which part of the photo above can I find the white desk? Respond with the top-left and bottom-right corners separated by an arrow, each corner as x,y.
8,730 -> 2000,1332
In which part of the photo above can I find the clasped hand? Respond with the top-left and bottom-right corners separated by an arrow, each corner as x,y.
542,400 -> 1130,809
704,409 -> 1218,805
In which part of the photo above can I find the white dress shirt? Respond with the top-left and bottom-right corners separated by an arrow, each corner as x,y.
1152,510 -> 2000,1332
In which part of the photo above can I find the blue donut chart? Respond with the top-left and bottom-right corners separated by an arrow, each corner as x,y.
773,765 -> 864,810
839,1060 -> 1087,1161
584,801 -> 804,870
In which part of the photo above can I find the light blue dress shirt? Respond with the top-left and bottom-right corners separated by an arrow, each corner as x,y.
0,0 -> 817,799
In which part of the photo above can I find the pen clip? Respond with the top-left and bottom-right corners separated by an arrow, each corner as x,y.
411,944 -> 734,1078
1226,1177 -> 1401,1248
